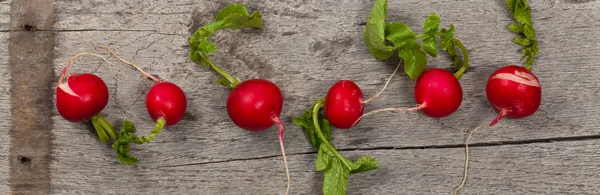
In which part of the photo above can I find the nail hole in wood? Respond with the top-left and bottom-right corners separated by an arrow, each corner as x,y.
18,156 -> 31,164
23,24 -> 36,32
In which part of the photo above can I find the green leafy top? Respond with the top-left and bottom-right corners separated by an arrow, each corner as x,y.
293,98 -> 379,195
189,4 -> 263,88
292,99 -> 332,148
364,0 -> 395,60
506,0 -> 538,71
364,0 -> 470,80
112,119 -> 166,165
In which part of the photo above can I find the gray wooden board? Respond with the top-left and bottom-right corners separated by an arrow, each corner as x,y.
0,0 -> 597,194
51,139 -> 600,195
1,0 -> 11,192
0,30 -> 11,193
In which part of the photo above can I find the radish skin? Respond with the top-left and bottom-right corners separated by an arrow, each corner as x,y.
325,80 -> 365,129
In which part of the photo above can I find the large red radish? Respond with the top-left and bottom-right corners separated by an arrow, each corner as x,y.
415,68 -> 463,118
225,78 -> 290,194
55,52 -> 118,143
486,65 -> 541,125
226,79 -> 283,131
453,65 -> 542,195
56,73 -> 109,123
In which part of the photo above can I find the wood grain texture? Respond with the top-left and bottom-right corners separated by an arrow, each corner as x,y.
0,0 -> 11,193
0,0 -> 594,194
0,0 -> 10,31
8,0 -> 56,194
0,29 -> 11,194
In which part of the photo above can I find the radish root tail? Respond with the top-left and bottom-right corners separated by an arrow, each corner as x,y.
453,124 -> 490,195
273,117 -> 290,195
96,44 -> 163,83
362,60 -> 402,104
59,52 -> 117,85
351,104 -> 424,127
489,110 -> 506,127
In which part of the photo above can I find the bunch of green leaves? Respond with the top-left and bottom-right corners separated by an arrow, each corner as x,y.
293,98 -> 379,195
506,0 -> 538,71
188,4 -> 263,88
364,0 -> 469,80
112,119 -> 166,165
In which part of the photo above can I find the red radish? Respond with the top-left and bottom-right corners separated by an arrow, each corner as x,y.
453,65 -> 542,195
146,82 -> 187,127
187,6 -> 291,193
56,73 -> 109,122
226,79 -> 283,131
226,78 -> 289,194
486,65 -> 541,125
55,52 -> 118,143
349,67 -> 463,128
414,68 -> 463,118
325,80 -> 364,129
98,45 -> 188,127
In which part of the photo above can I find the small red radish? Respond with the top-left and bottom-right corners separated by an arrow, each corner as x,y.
56,73 -> 109,122
226,78 -> 290,194
226,79 -> 283,131
325,80 -> 364,129
414,68 -> 463,118
146,82 -> 187,127
486,65 -> 541,125
98,45 -> 188,127
55,52 -> 118,143
97,45 -> 188,165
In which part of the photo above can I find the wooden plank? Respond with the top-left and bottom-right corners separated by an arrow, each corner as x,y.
8,0 -> 55,194
0,30 -> 11,194
51,139 -> 600,194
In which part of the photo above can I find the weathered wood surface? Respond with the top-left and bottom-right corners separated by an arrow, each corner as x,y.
0,22 -> 11,194
2,0 -> 600,194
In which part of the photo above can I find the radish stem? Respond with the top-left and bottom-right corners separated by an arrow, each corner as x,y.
133,118 -> 166,144
95,114 -> 117,139
204,55 -> 241,88
91,115 -> 109,143
312,100 -> 353,170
